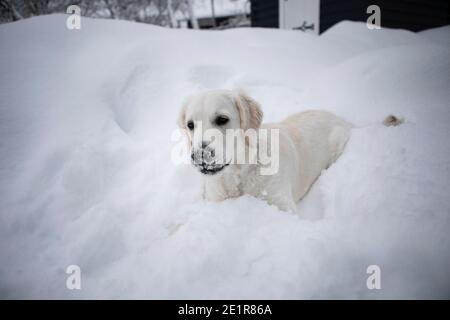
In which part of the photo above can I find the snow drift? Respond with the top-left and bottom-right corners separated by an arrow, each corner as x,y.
0,15 -> 449,299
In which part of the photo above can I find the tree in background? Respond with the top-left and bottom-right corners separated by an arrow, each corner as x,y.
0,0 -> 199,27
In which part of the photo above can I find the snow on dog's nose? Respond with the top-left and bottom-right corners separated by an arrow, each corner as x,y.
191,142 -> 215,166
191,141 -> 228,175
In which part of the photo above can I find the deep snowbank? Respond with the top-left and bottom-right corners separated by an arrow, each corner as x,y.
0,15 -> 449,298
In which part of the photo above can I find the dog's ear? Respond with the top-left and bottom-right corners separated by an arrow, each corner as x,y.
178,96 -> 193,148
234,91 -> 263,130
177,95 -> 193,129
178,105 -> 187,129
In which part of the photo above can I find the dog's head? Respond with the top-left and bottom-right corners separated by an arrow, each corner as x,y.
178,90 -> 263,175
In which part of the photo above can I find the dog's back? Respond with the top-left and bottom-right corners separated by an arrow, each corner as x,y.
263,110 -> 352,201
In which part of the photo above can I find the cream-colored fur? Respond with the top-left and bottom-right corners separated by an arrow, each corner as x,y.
178,89 -> 352,212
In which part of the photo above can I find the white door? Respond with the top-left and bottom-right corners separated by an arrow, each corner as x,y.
279,0 -> 320,35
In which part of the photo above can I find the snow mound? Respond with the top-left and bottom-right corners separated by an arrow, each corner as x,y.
0,15 -> 449,299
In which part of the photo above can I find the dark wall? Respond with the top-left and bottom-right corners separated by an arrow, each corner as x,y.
320,0 -> 450,33
250,0 -> 450,32
251,0 -> 279,27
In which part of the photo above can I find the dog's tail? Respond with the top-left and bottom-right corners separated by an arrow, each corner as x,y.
352,114 -> 405,129
382,115 -> 404,127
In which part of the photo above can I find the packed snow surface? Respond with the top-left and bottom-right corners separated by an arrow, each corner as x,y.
0,15 -> 449,299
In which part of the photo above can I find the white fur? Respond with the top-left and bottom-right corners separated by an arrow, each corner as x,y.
178,90 -> 352,212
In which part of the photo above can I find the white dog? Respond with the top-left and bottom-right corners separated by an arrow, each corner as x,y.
178,89 -> 353,212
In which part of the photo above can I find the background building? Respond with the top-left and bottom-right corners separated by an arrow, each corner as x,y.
251,0 -> 450,34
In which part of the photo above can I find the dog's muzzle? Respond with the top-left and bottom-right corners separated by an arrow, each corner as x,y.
191,147 -> 229,175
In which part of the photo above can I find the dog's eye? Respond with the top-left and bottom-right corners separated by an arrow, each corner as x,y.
215,116 -> 229,126
187,120 -> 194,130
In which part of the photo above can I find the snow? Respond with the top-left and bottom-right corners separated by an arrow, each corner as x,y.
0,15 -> 449,299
